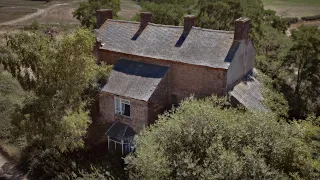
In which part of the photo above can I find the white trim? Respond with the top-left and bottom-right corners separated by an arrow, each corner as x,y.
114,97 -> 131,117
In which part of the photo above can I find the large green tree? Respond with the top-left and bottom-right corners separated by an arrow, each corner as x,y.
196,0 -> 242,30
1,29 -> 99,152
284,26 -> 320,117
126,97 -> 319,179
73,0 -> 120,29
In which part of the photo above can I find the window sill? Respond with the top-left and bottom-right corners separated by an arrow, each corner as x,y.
115,114 -> 131,120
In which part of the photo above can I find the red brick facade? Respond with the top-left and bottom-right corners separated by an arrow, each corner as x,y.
99,49 -> 228,100
99,92 -> 149,133
98,49 -> 228,133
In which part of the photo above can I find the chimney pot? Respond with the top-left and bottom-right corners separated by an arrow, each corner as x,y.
96,9 -> 113,29
140,12 -> 152,27
234,17 -> 250,41
184,15 -> 195,33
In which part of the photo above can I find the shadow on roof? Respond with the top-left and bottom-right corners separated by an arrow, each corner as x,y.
175,31 -> 190,47
113,59 -> 169,78
131,25 -> 147,41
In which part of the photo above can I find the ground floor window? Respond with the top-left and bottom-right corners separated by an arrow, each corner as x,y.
114,97 -> 130,117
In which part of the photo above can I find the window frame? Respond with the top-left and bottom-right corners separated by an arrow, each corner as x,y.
114,97 -> 131,118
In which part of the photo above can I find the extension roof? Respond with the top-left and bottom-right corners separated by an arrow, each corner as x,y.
230,75 -> 269,112
102,59 -> 169,101
95,20 -> 235,69
106,121 -> 135,142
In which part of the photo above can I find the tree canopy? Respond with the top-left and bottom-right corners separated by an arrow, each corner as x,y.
0,70 -> 26,140
1,29 -> 101,152
73,0 -> 121,29
284,26 -> 320,117
126,97 -> 319,179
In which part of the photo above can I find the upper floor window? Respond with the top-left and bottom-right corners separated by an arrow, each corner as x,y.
115,97 -> 130,117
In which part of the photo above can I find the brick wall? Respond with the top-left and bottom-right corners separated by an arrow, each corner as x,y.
99,92 -> 148,133
99,49 -> 228,102
148,72 -> 170,125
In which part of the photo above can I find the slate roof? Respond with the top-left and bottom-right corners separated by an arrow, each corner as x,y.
102,59 -> 169,101
96,20 -> 235,69
230,75 -> 269,112
106,122 -> 135,142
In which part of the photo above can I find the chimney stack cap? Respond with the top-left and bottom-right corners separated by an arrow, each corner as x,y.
96,9 -> 113,28
140,12 -> 152,27
184,15 -> 195,33
234,17 -> 251,41
235,17 -> 250,23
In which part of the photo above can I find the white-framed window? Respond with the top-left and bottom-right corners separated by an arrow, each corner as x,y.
114,97 -> 131,117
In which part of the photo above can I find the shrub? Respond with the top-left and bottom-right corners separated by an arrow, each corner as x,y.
301,15 -> 320,21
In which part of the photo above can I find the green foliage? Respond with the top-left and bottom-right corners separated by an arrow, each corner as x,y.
256,71 -> 289,118
301,14 -> 320,21
20,144 -> 125,180
284,26 -> 320,117
126,97 -> 319,179
140,2 -> 185,26
1,28 -> 100,152
196,0 -> 242,30
0,70 -> 26,140
73,0 -> 120,29
255,25 -> 292,77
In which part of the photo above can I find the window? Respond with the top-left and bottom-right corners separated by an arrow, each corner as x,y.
115,97 -> 130,117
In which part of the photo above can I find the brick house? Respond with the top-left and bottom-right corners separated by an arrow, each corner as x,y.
94,9 -> 267,154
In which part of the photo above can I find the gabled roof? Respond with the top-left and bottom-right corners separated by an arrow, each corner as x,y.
96,20 -> 235,69
230,75 -> 269,112
102,59 -> 169,101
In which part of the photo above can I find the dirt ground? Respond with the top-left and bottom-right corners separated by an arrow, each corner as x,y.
263,0 -> 320,18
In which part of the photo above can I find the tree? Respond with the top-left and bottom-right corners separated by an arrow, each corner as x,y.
284,26 -> 320,117
140,2 -> 185,26
1,29 -> 100,152
0,69 -> 26,140
126,97 -> 319,179
73,0 -> 120,29
196,0 -> 243,30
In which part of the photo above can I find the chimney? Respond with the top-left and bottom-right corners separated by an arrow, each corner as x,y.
96,9 -> 113,29
140,12 -> 152,27
184,15 -> 195,33
234,17 -> 250,41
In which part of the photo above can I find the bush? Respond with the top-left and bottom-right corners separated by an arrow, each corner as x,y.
19,144 -> 126,180
301,15 -> 320,21
282,17 -> 299,25
126,97 -> 319,179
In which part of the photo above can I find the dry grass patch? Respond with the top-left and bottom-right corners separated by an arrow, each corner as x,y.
263,0 -> 320,18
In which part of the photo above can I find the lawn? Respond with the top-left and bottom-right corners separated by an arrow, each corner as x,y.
262,0 -> 320,18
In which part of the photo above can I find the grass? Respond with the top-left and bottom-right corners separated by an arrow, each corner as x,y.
262,0 -> 320,18
24,1 -> 81,25
0,7 -> 37,23
0,0 -> 80,25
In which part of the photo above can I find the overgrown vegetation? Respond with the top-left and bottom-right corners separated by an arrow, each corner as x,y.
73,0 -> 121,29
126,97 -> 320,179
0,0 -> 319,179
0,28 -> 113,178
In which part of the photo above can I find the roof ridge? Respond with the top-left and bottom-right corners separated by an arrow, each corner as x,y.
106,19 -> 234,34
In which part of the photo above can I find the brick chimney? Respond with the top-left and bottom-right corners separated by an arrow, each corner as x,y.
140,12 -> 152,28
234,17 -> 250,41
96,9 -> 113,29
184,15 -> 195,33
